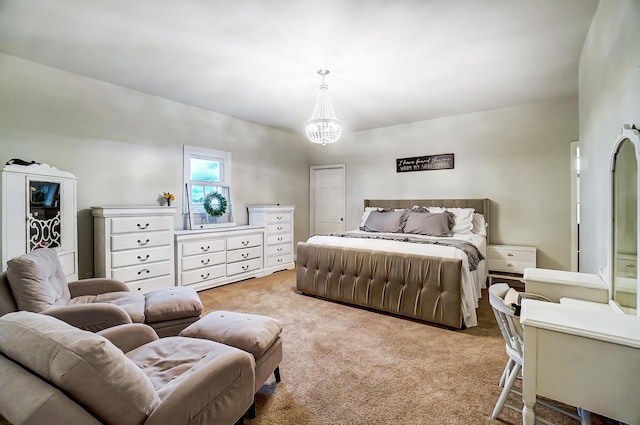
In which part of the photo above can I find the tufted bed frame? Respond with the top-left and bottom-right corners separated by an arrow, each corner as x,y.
295,199 -> 490,329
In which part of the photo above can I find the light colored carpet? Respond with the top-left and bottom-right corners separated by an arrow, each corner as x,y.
199,270 -> 615,425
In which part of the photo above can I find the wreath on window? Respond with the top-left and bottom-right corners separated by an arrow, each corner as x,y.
203,191 -> 227,217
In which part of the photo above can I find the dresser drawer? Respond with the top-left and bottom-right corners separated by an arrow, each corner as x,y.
488,259 -> 530,275
181,251 -> 226,271
487,246 -> 535,263
267,233 -> 292,245
182,239 -> 226,256
227,258 -> 262,276
111,245 -> 173,268
112,260 -> 171,283
266,212 -> 292,224
267,243 -> 292,257
227,234 -> 262,250
127,276 -> 174,294
227,246 -> 262,263
111,231 -> 172,251
110,216 -> 173,234
181,264 -> 226,286
266,253 -> 293,268
266,222 -> 292,234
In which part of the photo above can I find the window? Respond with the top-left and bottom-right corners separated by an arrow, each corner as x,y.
183,145 -> 235,229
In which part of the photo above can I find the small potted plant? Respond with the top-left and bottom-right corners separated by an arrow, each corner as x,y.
163,192 -> 175,206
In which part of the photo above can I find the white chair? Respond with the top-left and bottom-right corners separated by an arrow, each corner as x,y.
489,283 -> 591,424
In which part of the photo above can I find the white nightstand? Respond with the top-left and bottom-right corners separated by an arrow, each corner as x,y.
487,244 -> 537,285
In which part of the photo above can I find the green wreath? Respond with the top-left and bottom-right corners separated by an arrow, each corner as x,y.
203,191 -> 227,217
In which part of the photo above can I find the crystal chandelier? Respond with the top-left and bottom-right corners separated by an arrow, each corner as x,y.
305,69 -> 342,146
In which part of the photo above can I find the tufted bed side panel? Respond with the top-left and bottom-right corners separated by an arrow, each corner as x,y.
296,242 -> 463,329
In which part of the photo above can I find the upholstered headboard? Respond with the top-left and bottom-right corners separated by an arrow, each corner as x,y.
363,198 -> 491,242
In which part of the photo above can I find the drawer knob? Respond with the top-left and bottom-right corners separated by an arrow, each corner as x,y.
277,248 -> 283,252
507,253 -> 514,257
137,239 -> 150,246
242,265 -> 249,271
242,240 -> 250,246
277,258 -> 283,263
201,258 -> 210,265
137,223 -> 150,230
277,216 -> 283,220
201,245 -> 210,252
201,272 -> 210,279
507,263 -> 513,267
137,268 -> 150,275
137,254 -> 150,262
277,226 -> 283,231
242,253 -> 249,258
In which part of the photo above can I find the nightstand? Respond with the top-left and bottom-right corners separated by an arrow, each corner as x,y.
487,244 -> 536,285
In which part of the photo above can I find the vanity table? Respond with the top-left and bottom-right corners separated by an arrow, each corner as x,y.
520,300 -> 640,425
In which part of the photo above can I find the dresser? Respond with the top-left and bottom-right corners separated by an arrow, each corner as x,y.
487,244 -> 536,285
175,225 -> 265,291
1,163 -> 78,281
92,206 -> 177,294
248,205 -> 295,275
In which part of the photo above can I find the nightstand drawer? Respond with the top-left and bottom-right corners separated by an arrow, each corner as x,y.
487,246 -> 535,262
488,259 -> 530,274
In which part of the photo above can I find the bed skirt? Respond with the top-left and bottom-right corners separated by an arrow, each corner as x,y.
295,242 -> 464,329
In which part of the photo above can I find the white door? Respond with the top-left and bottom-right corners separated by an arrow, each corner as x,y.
310,165 -> 345,235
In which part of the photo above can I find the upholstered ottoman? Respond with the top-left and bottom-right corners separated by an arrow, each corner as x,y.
143,286 -> 203,337
180,310 -> 283,418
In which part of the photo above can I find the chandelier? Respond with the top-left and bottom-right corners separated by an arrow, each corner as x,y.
305,69 -> 342,146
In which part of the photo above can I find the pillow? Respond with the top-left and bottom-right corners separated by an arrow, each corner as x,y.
472,213 -> 487,236
359,207 -> 377,228
0,312 -> 160,425
427,207 -> 474,234
6,248 -> 71,312
403,211 -> 454,236
360,209 -> 407,233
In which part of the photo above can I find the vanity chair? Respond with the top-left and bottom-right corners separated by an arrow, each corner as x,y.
1,248 -> 202,336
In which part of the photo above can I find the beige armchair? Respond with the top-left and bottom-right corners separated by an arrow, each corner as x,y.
0,311 -> 255,425
1,248 -> 202,336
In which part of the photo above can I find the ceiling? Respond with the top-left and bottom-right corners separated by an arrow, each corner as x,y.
0,0 -> 599,135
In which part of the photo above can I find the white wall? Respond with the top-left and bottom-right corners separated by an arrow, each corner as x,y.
309,97 -> 579,270
578,0 -> 640,275
0,53 -> 310,278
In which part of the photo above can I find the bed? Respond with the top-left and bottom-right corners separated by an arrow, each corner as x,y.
295,199 -> 490,329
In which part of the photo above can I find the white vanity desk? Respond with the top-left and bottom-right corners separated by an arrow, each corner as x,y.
521,268 -> 640,425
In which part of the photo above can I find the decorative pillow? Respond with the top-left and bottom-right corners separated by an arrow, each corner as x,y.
428,207 -> 474,234
472,213 -> 487,236
180,310 -> 282,358
403,211 -> 454,236
359,207 -> 377,228
6,248 -> 71,312
360,209 -> 407,233
0,312 -> 160,425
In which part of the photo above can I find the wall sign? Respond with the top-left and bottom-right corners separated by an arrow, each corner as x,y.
396,153 -> 454,173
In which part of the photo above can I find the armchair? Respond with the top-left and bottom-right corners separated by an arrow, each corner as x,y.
1,248 -> 202,336
0,311 -> 255,425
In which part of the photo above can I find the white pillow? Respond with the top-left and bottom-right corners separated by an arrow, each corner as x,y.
427,207 -> 474,234
472,213 -> 487,236
359,207 -> 377,228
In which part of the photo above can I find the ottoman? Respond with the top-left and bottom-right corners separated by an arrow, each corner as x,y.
180,310 -> 283,418
143,286 -> 203,337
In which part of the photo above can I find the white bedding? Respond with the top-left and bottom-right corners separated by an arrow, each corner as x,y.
306,230 -> 488,327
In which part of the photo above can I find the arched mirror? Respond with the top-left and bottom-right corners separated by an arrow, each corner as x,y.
611,124 -> 640,315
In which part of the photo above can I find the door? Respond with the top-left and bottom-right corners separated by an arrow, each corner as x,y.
310,165 -> 345,235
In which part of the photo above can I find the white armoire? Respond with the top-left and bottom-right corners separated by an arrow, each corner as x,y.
1,163 -> 78,281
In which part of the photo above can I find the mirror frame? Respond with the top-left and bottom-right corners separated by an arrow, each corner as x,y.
609,124 -> 640,315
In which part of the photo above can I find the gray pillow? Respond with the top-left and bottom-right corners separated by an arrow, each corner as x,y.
360,209 -> 407,233
403,211 -> 454,236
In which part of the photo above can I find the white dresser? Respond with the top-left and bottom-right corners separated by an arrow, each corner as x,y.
175,225 -> 265,291
248,205 -> 295,275
92,206 -> 177,294
487,244 -> 536,285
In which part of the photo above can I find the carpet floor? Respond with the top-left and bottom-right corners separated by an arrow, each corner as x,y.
199,270 -> 617,425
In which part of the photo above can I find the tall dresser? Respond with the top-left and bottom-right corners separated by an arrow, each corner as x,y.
248,205 -> 295,275
1,163 -> 78,281
92,206 -> 177,294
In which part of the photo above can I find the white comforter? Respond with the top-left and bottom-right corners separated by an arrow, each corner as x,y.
306,230 -> 487,327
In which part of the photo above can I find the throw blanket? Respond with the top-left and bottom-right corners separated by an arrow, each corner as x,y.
323,233 -> 485,271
